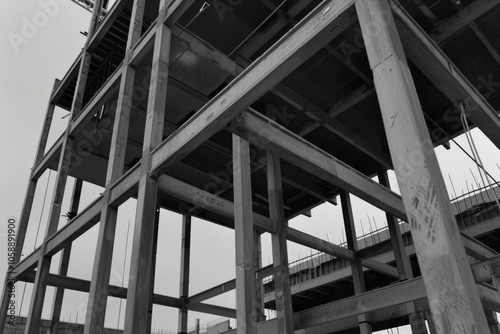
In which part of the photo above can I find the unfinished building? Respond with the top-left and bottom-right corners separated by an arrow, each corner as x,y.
2,0 -> 500,333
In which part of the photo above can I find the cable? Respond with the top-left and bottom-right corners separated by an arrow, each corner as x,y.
18,170 -> 53,316
423,112 -> 500,192
34,170 -> 52,247
228,0 -> 287,58
18,283 -> 27,317
460,102 -> 500,210
117,218 -> 131,328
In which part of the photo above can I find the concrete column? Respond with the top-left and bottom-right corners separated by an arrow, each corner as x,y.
24,135 -> 74,334
487,311 -> 500,334
254,231 -> 266,323
178,214 -> 192,334
425,311 -> 437,334
49,179 -> 83,334
267,152 -> 294,333
83,0 -> 145,332
123,7 -> 171,332
340,190 -> 371,334
146,208 -> 160,333
379,172 -> 427,333
378,172 -> 413,280
356,0 -> 488,332
409,312 -> 429,334
233,135 -> 257,334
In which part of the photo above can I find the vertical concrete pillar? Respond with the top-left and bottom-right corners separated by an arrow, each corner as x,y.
267,152 -> 294,333
253,231 -> 266,323
23,0 -> 107,327
356,0 -> 488,332
178,214 -> 192,334
123,6 -> 171,332
146,208 -> 160,334
409,311 -> 429,334
378,172 -> 413,279
340,190 -> 371,334
379,172 -> 428,333
233,135 -> 257,334
49,179 -> 83,334
487,311 -> 500,334
83,0 -> 146,332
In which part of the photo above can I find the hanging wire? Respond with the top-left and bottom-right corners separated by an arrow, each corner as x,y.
117,218 -> 132,328
19,170 -> 53,316
228,0 -> 288,58
460,102 -> 500,210
168,2 -> 211,69
177,2 -> 210,37
34,170 -> 52,247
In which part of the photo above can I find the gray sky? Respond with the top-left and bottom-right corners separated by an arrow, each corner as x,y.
1,1 -> 499,333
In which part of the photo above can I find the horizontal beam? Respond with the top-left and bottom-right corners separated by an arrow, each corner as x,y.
164,0 -> 196,27
13,167 -> 142,279
50,54 -> 82,107
471,255 -> 500,284
361,258 -> 399,279
13,249 -> 41,280
87,0 -> 129,52
187,279 -> 236,306
294,277 -> 426,329
158,175 -> 363,263
69,65 -> 122,136
430,0 -> 500,44
461,232 -> 498,260
20,271 -> 242,318
129,22 -> 156,66
270,84 -> 392,169
230,110 -> 407,220
150,0 -> 356,176
32,135 -> 63,180
391,1 -> 500,149
287,228 -> 355,261
109,163 -> 141,205
293,276 -> 500,329
157,174 -> 274,232
188,303 -> 236,319
187,264 -> 274,307
21,271 -> 181,309
44,196 -> 103,258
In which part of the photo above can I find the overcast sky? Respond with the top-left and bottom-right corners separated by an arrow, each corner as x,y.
1,1 -> 499,333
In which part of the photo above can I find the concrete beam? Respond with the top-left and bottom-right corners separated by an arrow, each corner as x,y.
188,279 -> 236,306
123,8 -> 171,332
391,0 -> 500,150
267,152 -> 294,333
229,109 -> 407,220
430,0 -> 500,44
24,134 -> 75,334
233,135 -> 258,333
271,84 -> 392,169
150,0 -> 356,176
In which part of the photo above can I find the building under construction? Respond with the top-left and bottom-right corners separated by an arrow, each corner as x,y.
2,0 -> 500,333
